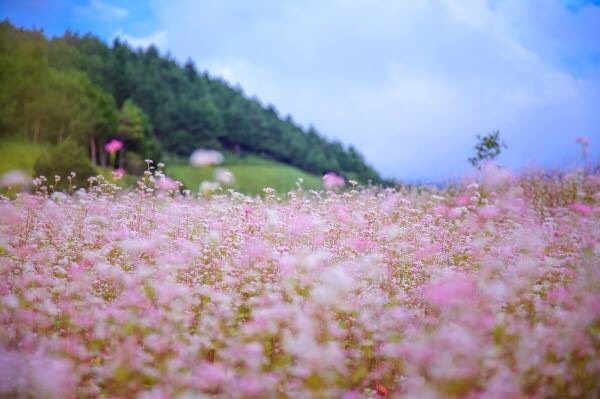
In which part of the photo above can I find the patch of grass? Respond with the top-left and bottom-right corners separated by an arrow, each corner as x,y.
0,138 -> 49,174
167,160 -> 323,195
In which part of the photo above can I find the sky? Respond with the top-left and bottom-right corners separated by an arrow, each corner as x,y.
1,0 -> 600,181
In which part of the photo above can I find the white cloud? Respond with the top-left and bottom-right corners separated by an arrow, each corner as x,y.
77,0 -> 128,19
114,30 -> 168,50
152,0 -> 600,180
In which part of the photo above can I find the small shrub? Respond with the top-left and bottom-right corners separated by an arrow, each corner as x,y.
34,139 -> 97,191
124,152 -> 146,175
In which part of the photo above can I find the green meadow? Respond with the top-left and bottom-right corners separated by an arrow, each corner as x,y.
0,139 -> 322,195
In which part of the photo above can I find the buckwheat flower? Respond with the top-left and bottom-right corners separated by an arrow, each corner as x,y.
289,214 -> 314,235
157,176 -> 178,191
312,266 -> 355,306
576,136 -> 590,161
1,156 -> 599,398
199,181 -> 220,194
576,136 -> 591,146
0,169 -> 31,189
104,139 -> 123,154
50,192 -> 68,202
214,168 -> 234,185
569,202 -> 593,216
342,390 -> 362,399
195,362 -> 229,391
346,237 -> 374,252
20,194 -> 42,209
423,272 -> 478,311
466,182 -> 479,191
113,168 -> 125,179
2,294 -> 19,309
478,204 -> 500,219
480,367 -> 522,398
190,149 -> 224,166
121,238 -> 153,257
455,194 -> 470,206
486,281 -> 511,305
237,376 -> 265,397
481,163 -> 513,189
0,350 -> 76,398
323,172 -> 345,189
447,206 -> 465,219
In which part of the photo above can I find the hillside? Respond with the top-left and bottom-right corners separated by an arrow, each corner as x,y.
0,20 -> 383,185
168,157 -> 323,196
0,138 -> 323,194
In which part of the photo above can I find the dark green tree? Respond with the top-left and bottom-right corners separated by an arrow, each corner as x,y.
468,131 -> 507,169
34,138 -> 97,190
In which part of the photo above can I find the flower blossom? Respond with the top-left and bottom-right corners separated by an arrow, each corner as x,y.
112,168 -> 125,179
157,176 -> 178,191
323,172 -> 345,189
214,168 -> 235,185
0,170 -> 31,189
104,139 -> 124,154
0,160 -> 599,398
190,149 -> 224,167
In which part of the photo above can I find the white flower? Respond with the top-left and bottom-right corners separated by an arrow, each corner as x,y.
214,168 -> 234,185
190,149 -> 224,167
0,170 -> 31,189
199,181 -> 220,194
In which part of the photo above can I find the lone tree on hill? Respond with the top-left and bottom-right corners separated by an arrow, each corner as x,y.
469,130 -> 507,169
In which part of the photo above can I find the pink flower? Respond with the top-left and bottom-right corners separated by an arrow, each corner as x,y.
113,168 -> 125,179
346,237 -> 374,253
157,176 -> 178,191
104,139 -> 123,154
323,172 -> 345,189
195,362 -> 229,391
455,194 -> 470,206
478,204 -> 500,219
481,163 -> 513,188
569,202 -> 593,216
423,272 -> 478,310
415,243 -> 442,261
576,136 -> 590,147
576,136 -> 591,161
447,207 -> 464,219
0,350 -> 76,397
2,158 -> 600,398
237,376 -> 264,397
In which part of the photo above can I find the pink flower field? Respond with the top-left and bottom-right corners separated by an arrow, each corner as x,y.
1,165 -> 599,398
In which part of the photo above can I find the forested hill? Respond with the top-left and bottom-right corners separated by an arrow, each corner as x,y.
0,21 -> 383,184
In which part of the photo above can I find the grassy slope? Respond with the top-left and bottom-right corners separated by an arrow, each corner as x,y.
0,139 -> 323,195
167,156 -> 323,195
0,139 -> 48,174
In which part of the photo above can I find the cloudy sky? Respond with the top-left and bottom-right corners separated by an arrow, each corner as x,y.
2,0 -> 600,180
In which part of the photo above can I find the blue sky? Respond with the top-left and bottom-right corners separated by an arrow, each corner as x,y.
1,0 -> 599,180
